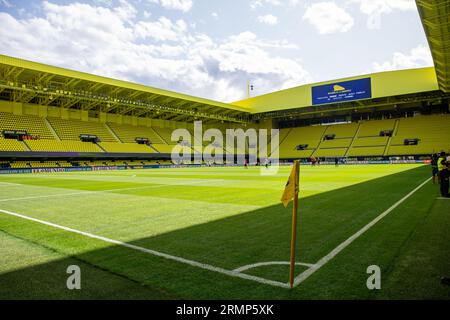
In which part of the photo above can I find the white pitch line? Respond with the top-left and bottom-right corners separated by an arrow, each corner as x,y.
233,261 -> 317,273
437,197 -> 450,200
293,177 -> 432,287
0,182 -> 23,186
0,208 -> 289,289
0,180 -> 217,203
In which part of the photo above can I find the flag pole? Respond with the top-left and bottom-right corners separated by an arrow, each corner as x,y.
289,160 -> 300,288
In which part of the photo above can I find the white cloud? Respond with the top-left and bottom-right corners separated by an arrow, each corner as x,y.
288,0 -> 301,6
303,2 -> 354,35
147,0 -> 193,13
143,10 -> 152,18
211,12 -> 218,19
257,14 -> 278,25
135,17 -> 188,41
0,1 -> 310,102
350,0 -> 416,29
250,0 -> 281,10
372,45 -> 434,72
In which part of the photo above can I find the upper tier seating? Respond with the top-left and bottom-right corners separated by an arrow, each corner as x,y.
357,119 -> 395,137
323,123 -> 359,138
353,136 -> 389,147
387,114 -> 450,155
313,123 -> 359,157
152,127 -> 178,144
107,123 -> 165,144
0,112 -> 54,139
47,118 -> 116,142
278,126 -> 327,158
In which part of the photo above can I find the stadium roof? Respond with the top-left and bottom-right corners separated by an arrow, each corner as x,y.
0,54 -> 251,124
1,53 -> 447,124
233,68 -> 440,113
417,0 -> 450,93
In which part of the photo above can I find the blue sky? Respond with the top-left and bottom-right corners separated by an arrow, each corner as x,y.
0,0 -> 433,102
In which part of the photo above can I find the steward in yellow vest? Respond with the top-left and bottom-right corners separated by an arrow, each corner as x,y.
438,152 -> 449,198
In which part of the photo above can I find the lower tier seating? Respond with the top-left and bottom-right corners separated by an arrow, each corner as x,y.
99,142 -> 157,154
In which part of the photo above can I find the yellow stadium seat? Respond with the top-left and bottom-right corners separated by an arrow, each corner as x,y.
47,118 -> 116,142
0,112 -> 55,139
26,139 -> 103,153
99,142 -> 157,153
0,137 -> 25,151
388,114 -> 450,155
107,123 -> 166,144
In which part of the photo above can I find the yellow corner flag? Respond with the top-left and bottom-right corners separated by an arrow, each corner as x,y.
281,160 -> 300,288
281,161 -> 299,208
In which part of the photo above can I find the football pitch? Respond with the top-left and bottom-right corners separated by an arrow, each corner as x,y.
0,164 -> 449,299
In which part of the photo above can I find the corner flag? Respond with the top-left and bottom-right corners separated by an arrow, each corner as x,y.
281,160 -> 300,288
281,161 -> 299,207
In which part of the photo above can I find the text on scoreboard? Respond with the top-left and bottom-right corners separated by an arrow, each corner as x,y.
312,78 -> 372,105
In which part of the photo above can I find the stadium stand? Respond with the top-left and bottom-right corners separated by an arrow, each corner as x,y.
319,138 -> 353,148
107,123 -> 166,144
1,110 -> 449,161
0,112 -> 55,139
387,114 -> 450,155
99,142 -> 157,154
9,161 -> 73,168
151,144 -> 175,154
278,126 -> 327,158
312,123 -> 360,157
47,118 -> 117,142
347,146 -> 386,157
352,137 -> 389,147
0,137 -> 25,151
25,139 -> 103,153
152,127 -> 177,144
357,119 -> 396,136
314,148 -> 348,157
323,122 -> 359,138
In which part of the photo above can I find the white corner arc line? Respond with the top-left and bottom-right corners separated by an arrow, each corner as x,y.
293,177 -> 431,287
233,261 -> 316,273
0,208 -> 289,289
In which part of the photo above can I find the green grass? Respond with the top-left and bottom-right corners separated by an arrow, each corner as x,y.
0,164 -> 449,299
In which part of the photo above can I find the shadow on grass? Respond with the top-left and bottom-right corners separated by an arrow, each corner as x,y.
1,165 -> 446,299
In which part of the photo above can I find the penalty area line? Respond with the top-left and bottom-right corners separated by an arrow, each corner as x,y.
293,177 -> 432,287
0,208 -> 290,289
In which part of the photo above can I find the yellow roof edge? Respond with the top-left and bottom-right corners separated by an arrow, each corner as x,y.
232,67 -> 439,113
0,54 -> 249,113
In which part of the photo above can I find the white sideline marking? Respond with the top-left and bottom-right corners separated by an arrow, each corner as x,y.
0,180 -> 214,203
233,261 -> 316,273
437,197 -> 450,200
293,177 -> 432,287
0,177 -> 431,289
0,182 -> 22,186
0,208 -> 289,289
